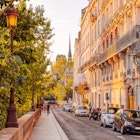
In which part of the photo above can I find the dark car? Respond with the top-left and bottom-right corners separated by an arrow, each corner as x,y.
112,109 -> 140,134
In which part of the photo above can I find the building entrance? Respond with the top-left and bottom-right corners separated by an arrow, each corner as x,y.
128,86 -> 134,109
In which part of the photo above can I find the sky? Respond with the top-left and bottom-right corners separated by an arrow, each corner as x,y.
28,0 -> 89,61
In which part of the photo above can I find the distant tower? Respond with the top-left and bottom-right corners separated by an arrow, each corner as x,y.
68,34 -> 72,60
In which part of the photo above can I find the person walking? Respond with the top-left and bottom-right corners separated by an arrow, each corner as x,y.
89,103 -> 92,114
43,103 -> 47,113
89,108 -> 95,120
47,104 -> 50,115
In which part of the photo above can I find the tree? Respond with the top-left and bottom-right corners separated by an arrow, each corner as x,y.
51,55 -> 73,102
0,1 -> 54,129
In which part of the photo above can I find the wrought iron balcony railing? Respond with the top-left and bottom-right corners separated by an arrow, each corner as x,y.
98,25 -> 140,64
78,25 -> 140,73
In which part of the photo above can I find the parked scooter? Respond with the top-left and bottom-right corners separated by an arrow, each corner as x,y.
89,108 -> 101,120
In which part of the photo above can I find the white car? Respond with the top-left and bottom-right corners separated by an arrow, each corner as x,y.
63,104 -> 73,112
74,105 -> 89,117
65,104 -> 73,112
100,107 -> 119,127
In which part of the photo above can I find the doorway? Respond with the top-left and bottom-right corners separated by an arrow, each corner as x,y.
128,86 -> 134,109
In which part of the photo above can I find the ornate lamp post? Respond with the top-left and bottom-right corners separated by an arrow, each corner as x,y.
5,4 -> 18,128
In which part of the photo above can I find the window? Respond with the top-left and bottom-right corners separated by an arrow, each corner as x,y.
110,33 -> 113,45
102,41 -> 105,52
115,27 -> 118,42
136,8 -> 140,25
126,55 -> 131,75
95,72 -> 97,87
138,88 -> 140,106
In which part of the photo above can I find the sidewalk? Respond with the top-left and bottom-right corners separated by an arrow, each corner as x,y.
29,110 -> 69,140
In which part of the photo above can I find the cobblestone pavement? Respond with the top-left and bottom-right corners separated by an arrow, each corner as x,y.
52,108 -> 140,140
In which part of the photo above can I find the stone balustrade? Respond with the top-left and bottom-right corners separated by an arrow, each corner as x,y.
0,108 -> 41,140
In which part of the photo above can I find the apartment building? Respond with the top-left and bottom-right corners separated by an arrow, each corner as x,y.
73,0 -> 140,110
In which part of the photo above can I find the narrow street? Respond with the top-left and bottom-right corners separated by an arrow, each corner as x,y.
52,108 -> 140,140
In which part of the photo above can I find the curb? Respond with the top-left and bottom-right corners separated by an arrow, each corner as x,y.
50,110 -> 69,140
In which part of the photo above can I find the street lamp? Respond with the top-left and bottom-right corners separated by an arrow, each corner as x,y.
5,4 -> 18,128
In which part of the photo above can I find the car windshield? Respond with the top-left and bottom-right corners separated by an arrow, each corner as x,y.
124,110 -> 140,119
107,108 -> 118,114
78,106 -> 87,110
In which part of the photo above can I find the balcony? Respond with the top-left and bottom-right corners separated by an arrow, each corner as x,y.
98,25 -> 140,64
78,26 -> 140,73
74,82 -> 89,95
102,0 -> 110,11
79,54 -> 98,72
90,13 -> 97,22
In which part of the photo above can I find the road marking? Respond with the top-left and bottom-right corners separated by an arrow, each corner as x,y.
134,136 -> 140,138
117,136 -> 125,140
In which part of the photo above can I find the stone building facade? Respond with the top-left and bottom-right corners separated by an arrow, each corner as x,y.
73,0 -> 140,110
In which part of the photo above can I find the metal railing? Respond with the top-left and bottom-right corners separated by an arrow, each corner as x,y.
78,25 -> 140,73
98,25 -> 140,64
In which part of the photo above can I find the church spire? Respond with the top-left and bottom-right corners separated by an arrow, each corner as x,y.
68,34 -> 72,60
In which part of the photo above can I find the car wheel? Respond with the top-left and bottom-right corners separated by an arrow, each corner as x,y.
76,114 -> 79,117
120,126 -> 125,135
99,120 -> 103,126
112,123 -> 116,131
103,120 -> 107,127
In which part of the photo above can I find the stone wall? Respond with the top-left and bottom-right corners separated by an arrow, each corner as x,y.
0,108 -> 41,140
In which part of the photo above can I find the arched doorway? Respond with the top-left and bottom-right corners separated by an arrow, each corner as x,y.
128,86 -> 134,109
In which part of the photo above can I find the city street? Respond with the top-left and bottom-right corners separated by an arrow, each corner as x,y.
52,108 -> 140,140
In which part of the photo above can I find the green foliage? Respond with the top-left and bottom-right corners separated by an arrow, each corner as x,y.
0,1 -> 54,129
0,87 -> 9,129
51,56 -> 74,102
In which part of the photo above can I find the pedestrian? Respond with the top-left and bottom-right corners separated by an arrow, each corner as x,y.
89,103 -> 92,114
47,104 -> 50,115
43,103 -> 47,113
89,108 -> 95,120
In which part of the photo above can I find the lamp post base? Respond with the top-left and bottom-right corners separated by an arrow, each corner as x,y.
31,104 -> 35,111
6,122 -> 18,128
6,88 -> 18,128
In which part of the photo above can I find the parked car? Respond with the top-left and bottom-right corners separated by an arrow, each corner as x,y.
63,104 -> 72,111
64,104 -> 73,112
100,107 -> 119,127
74,105 -> 89,117
112,109 -> 140,134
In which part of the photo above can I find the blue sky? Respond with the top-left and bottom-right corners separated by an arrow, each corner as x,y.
28,0 -> 88,61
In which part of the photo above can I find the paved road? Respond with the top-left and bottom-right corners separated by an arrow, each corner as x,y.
52,108 -> 140,140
